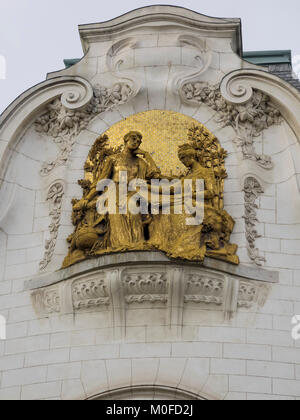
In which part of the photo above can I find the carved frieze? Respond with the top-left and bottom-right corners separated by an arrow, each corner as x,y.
238,281 -> 270,309
72,277 -> 110,310
31,264 -> 271,340
32,286 -> 61,315
122,272 -> 168,304
184,273 -> 224,305
237,281 -> 257,308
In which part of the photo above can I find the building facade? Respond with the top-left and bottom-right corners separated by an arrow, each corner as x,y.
0,6 -> 300,400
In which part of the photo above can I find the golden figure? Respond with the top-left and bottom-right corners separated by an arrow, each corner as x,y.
62,115 -> 239,269
63,131 -> 161,267
95,131 -> 160,251
149,143 -> 238,264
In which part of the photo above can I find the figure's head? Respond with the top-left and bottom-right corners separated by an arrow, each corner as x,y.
72,200 -> 84,225
178,144 -> 197,168
124,131 -> 143,151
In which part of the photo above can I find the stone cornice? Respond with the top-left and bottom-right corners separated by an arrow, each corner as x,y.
25,251 -> 278,291
27,252 -> 277,340
78,5 -> 242,55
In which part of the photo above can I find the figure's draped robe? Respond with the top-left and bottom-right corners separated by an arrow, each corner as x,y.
97,153 -> 160,251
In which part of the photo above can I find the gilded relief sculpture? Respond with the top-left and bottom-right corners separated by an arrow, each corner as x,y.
62,112 -> 239,268
148,125 -> 238,264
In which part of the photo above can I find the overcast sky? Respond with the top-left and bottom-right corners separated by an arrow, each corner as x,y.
0,0 -> 299,114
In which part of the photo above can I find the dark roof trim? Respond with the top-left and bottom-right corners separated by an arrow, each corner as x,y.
63,59 -> 80,68
243,50 -> 292,65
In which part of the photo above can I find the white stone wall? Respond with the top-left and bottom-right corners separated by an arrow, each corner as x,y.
0,7 -> 300,400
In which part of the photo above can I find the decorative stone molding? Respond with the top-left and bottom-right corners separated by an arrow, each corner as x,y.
219,69 -> 300,193
173,34 -> 212,95
243,176 -> 265,266
72,276 -> 110,310
0,76 -> 94,189
35,82 -> 134,176
106,38 -> 141,97
180,82 -> 282,169
184,273 -> 224,305
32,285 -> 61,315
237,280 -> 270,309
39,182 -> 64,271
78,7 -> 243,56
90,385 -> 203,401
28,252 -> 278,339
122,271 -> 168,304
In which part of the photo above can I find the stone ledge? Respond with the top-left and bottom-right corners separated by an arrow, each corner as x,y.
24,251 -> 278,291
27,254 -> 276,339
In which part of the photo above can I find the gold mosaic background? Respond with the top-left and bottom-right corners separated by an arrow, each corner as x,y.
102,110 -> 213,176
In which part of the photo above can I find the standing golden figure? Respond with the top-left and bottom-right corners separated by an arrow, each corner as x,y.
62,112 -> 239,268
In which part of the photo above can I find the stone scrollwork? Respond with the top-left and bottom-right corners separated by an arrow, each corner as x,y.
174,35 -> 212,96
35,83 -> 134,176
243,177 -> 266,266
106,37 -> 141,97
180,82 -> 282,170
122,272 -> 168,304
39,182 -> 64,271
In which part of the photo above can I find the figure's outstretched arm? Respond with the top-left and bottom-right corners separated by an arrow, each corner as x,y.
81,157 -> 114,205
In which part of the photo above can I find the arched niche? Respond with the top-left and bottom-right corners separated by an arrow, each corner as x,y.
88,385 -> 205,400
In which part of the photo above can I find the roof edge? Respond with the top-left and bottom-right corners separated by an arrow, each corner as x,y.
78,5 -> 242,56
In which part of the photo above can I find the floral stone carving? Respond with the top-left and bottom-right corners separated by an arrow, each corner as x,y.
184,273 -> 224,305
72,277 -> 110,310
35,83 -> 133,176
122,272 -> 168,304
39,182 -> 64,271
243,177 -> 266,266
30,263 -> 272,339
181,83 -> 282,169
238,280 -> 270,309
32,286 -> 61,314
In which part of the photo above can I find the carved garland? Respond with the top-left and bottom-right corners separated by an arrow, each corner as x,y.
243,177 -> 266,266
35,83 -> 133,176
39,183 -> 64,271
180,83 -> 282,170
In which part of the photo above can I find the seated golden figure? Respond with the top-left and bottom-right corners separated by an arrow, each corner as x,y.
149,144 -> 239,264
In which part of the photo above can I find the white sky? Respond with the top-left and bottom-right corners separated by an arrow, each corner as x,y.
0,0 -> 299,114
